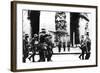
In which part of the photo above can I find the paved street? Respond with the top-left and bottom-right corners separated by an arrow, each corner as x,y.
25,47 -> 82,63
53,46 -> 81,54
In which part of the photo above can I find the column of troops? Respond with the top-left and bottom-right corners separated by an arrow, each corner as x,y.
23,29 -> 54,63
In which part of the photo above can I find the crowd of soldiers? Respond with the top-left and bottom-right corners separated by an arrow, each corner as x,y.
23,29 -> 91,63
79,33 -> 91,60
57,40 -> 70,53
23,29 -> 54,63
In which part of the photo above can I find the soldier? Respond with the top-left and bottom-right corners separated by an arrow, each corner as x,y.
39,29 -> 47,43
79,35 -> 90,60
80,35 -> 84,45
28,34 -> 38,62
46,35 -> 53,61
38,42 -> 47,62
67,40 -> 70,52
23,34 -> 29,63
85,33 -> 91,60
38,29 -> 47,62
63,42 -> 66,52
79,35 -> 86,60
58,41 -> 62,53
67,35 -> 70,51
79,41 -> 86,60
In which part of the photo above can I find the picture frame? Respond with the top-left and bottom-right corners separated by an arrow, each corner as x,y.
11,1 -> 98,72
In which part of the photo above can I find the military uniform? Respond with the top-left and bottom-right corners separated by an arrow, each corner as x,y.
23,36 -> 29,63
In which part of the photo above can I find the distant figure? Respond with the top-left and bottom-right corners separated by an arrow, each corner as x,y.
67,40 -> 70,51
23,34 -> 29,63
63,42 -> 66,52
58,41 -> 62,52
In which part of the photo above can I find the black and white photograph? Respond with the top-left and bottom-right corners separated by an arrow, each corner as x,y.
11,1 -> 97,71
22,10 -> 92,62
